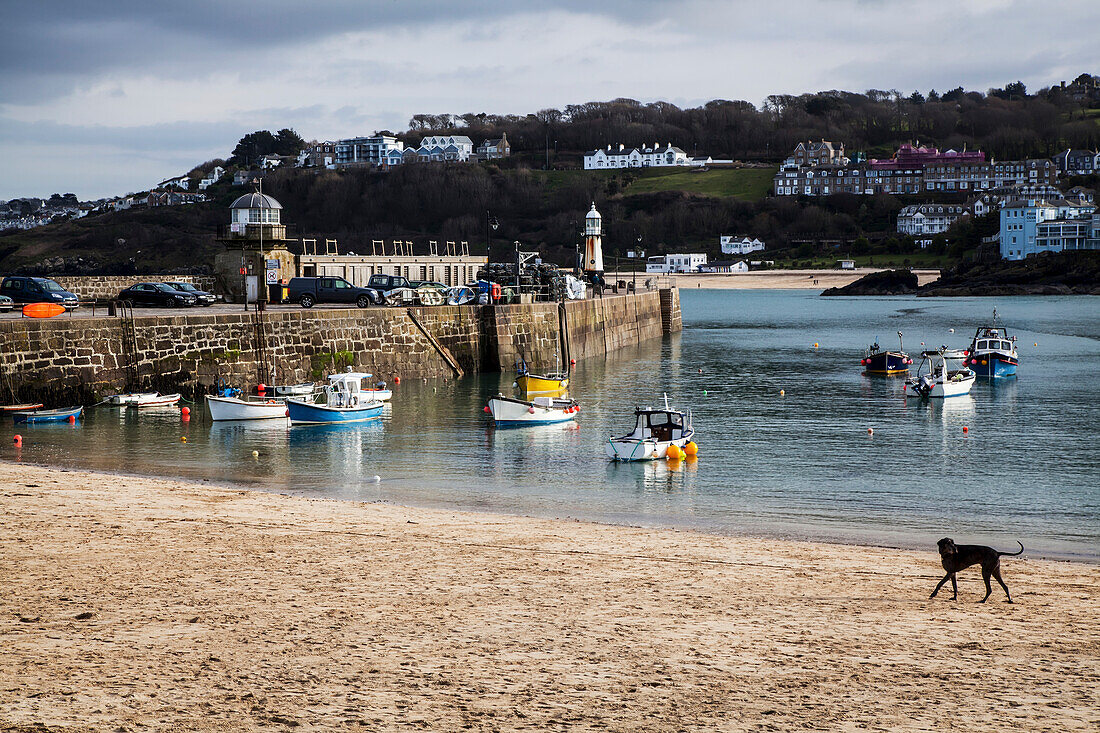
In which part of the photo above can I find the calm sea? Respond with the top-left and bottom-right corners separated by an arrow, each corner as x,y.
3,290 -> 1098,559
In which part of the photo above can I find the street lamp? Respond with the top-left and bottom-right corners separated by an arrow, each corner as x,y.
486,211 -> 499,261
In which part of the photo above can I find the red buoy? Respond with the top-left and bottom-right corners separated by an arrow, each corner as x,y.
962,426 -> 969,434
13,434 -> 21,446
66,415 -> 76,423
483,405 -> 490,413
257,383 -> 266,392
181,406 -> 190,416
394,376 -> 401,384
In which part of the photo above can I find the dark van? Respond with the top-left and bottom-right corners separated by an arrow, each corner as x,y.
0,276 -> 80,309
286,276 -> 379,308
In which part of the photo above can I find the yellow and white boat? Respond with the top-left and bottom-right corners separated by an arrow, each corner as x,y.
515,371 -> 569,394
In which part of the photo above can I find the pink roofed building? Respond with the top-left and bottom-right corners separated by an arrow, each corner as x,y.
869,142 -> 986,171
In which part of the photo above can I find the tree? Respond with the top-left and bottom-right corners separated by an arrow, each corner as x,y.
941,87 -> 966,103
908,90 -> 925,104
274,128 -> 305,156
230,130 -> 277,167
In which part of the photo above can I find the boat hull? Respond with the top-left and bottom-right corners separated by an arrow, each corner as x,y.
516,374 -> 569,393
12,406 -> 83,423
207,395 -> 288,421
967,353 -> 1017,378
488,396 -> 575,426
605,434 -> 693,461
286,398 -> 384,425
906,376 -> 976,399
863,351 -> 909,375
128,393 -> 181,408
106,392 -> 158,405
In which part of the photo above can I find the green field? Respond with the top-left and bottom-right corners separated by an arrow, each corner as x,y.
623,167 -> 777,200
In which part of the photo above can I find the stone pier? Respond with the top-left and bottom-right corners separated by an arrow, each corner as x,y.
0,290 -> 681,404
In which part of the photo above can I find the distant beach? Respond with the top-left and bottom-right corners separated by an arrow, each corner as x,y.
608,268 -> 942,290
2,462 -> 1096,731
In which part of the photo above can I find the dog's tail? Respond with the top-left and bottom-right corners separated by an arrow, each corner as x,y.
1000,541 -> 1024,557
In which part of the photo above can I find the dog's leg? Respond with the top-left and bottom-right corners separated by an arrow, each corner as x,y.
980,567 -> 994,603
949,573 -> 958,600
930,573 -> 952,599
991,566 -> 1013,603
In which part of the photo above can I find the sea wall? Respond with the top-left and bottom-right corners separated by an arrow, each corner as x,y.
49,275 -> 218,302
0,289 -> 680,404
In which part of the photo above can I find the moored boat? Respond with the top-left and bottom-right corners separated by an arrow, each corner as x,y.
965,310 -> 1018,378
487,394 -> 578,426
861,331 -> 911,375
206,395 -> 289,421
905,349 -> 976,399
12,406 -> 83,423
105,392 -> 159,406
127,393 -> 181,408
1,403 -> 44,412
605,395 -> 696,461
273,383 -> 315,396
286,372 -> 384,425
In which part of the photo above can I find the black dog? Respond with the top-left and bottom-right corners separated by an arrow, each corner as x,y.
930,537 -> 1024,603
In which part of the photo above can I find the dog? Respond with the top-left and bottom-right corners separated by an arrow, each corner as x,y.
930,537 -> 1024,603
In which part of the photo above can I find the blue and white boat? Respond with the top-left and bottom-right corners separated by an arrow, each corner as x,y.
286,371 -> 384,425
487,394 -> 578,426
12,406 -> 84,423
965,310 -> 1018,379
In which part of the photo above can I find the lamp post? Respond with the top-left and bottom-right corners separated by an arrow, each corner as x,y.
634,235 -> 644,290
486,211 -> 499,261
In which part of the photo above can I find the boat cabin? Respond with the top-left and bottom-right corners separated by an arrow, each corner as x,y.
972,328 -> 1016,355
325,371 -> 374,408
630,409 -> 688,442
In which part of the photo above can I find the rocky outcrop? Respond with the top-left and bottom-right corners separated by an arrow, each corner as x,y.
820,269 -> 918,296
917,251 -> 1100,296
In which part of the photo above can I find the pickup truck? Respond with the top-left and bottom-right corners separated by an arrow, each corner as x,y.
366,274 -> 414,293
286,276 -> 378,308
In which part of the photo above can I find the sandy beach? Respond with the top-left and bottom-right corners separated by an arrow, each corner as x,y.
1,462 -> 1097,732
609,268 -> 941,290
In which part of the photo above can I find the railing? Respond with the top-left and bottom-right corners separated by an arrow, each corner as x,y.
217,223 -> 297,243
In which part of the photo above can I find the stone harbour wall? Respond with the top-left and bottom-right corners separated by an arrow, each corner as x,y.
49,275 -> 218,302
0,289 -> 680,405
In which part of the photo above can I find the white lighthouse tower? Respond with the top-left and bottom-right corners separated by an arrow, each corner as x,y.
583,202 -> 604,273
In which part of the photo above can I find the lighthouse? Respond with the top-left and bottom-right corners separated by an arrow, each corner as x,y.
583,202 -> 604,273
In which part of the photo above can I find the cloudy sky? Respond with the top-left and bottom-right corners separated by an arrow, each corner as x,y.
1,0 -> 1096,200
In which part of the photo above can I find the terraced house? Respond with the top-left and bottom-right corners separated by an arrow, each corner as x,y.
583,142 -> 690,169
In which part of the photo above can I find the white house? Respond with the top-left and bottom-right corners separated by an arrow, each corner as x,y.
700,260 -> 748,273
584,142 -> 690,170
645,253 -> 707,273
896,203 -> 968,238
720,235 -> 765,255
335,134 -> 404,166
198,166 -> 225,190
158,176 -> 189,190
419,135 -> 474,161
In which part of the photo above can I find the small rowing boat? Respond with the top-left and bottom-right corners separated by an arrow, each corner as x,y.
0,403 -> 44,412
12,406 -> 83,423
206,395 -> 289,421
127,393 -> 181,408
105,392 -> 159,406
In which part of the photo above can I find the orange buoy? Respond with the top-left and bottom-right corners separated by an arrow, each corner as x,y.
66,415 -> 76,423
683,441 -> 698,457
666,444 -> 682,460
867,427 -> 874,435
181,406 -> 190,416
394,376 -> 401,384
13,434 -> 21,446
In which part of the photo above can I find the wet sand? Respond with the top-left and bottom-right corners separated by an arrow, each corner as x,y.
1,462 -> 1096,731
609,268 -> 941,290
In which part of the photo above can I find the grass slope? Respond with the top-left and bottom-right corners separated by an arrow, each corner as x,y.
623,167 -> 777,199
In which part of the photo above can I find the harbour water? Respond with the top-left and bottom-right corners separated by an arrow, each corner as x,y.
3,290 -> 1098,559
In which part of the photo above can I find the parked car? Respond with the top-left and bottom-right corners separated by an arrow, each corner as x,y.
367,274 -> 414,294
286,276 -> 378,308
163,281 -> 217,306
0,276 -> 80,309
118,282 -> 198,307
0,293 -> 13,312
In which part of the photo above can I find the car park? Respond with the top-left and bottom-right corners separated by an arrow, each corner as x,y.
163,281 -> 217,305
118,282 -> 199,307
0,276 -> 80,309
286,276 -> 378,308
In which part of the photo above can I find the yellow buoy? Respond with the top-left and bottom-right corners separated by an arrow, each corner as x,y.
252,450 -> 259,458
813,342 -> 819,348
666,444 -> 682,460
683,441 -> 698,457
780,389 -> 785,396
180,436 -> 187,442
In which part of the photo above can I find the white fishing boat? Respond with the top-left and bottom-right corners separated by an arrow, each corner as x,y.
605,395 -> 697,461
905,349 -> 976,399
487,394 -> 578,426
206,395 -> 289,421
123,392 -> 181,408
105,392 -> 159,406
273,383 -> 315,396
286,372 -> 385,425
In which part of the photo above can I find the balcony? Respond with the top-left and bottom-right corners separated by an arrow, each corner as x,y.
218,222 -> 297,248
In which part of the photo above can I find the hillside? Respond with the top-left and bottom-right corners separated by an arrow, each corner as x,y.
0,164 -> 928,274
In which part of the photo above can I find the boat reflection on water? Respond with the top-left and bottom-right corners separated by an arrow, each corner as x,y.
605,454 -> 699,495
486,419 -> 582,456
